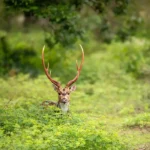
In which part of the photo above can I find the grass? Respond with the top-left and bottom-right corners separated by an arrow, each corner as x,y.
123,113 -> 150,128
0,31 -> 150,149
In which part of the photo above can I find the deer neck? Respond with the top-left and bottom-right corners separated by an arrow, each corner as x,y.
57,101 -> 69,113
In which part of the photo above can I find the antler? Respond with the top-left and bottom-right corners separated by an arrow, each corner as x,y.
66,44 -> 84,87
42,46 -> 60,87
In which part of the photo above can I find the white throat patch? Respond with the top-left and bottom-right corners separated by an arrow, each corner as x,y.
59,102 -> 69,112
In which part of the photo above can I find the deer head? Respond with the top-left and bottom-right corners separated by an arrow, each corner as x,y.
42,45 -> 84,112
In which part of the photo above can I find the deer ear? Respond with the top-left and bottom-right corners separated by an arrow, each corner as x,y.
69,85 -> 76,92
53,84 -> 59,91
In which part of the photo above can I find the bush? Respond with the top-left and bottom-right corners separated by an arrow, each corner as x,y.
0,33 -> 39,76
0,105 -> 127,150
106,38 -> 150,77
123,113 -> 150,128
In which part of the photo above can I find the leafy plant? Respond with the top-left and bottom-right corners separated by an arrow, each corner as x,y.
123,113 -> 150,128
3,0 -> 133,47
0,34 -> 38,76
0,106 -> 127,150
106,39 -> 150,77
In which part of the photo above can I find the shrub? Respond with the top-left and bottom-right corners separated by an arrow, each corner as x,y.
107,39 -> 150,77
0,33 -> 39,76
123,113 -> 150,128
0,105 -> 127,150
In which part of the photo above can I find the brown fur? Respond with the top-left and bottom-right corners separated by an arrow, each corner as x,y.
53,85 -> 76,104
41,100 -> 57,107
41,85 -> 76,112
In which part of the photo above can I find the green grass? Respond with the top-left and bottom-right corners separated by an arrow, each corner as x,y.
123,113 -> 150,128
0,33 -> 150,149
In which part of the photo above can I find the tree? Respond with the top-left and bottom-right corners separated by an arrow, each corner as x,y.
4,0 -> 129,47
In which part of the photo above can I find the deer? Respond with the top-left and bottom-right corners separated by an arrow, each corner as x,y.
41,45 -> 84,113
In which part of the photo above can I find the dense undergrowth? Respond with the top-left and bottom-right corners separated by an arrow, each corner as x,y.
0,33 -> 150,149
0,75 -> 128,150
0,106 -> 127,150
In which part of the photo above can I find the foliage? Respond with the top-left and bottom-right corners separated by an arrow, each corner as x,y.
0,105 -> 127,150
0,30 -> 83,77
119,105 -> 135,116
1,28 -> 150,79
123,113 -> 150,128
0,32 -> 39,76
3,0 -> 132,47
0,37 -> 150,149
105,38 -> 150,77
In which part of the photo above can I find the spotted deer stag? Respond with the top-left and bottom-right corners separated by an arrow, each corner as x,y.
41,45 -> 84,112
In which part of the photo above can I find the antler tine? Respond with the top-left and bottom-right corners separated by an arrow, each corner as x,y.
66,44 -> 84,87
42,46 -> 60,87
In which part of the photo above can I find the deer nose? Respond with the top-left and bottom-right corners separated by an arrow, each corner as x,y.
62,99 -> 67,104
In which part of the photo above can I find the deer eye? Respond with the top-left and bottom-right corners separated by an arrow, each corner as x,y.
58,93 -> 61,95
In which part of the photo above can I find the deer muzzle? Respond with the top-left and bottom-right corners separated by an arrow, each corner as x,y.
61,98 -> 68,104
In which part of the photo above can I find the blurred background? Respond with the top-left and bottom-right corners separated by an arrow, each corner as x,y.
0,0 -> 150,80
